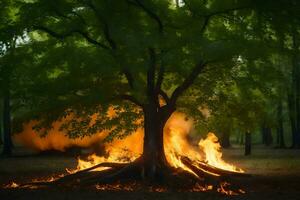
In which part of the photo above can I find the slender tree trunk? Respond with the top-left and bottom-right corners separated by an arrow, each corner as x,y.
291,29 -> 300,148
142,103 -> 174,180
261,124 -> 273,146
2,84 -> 12,156
295,64 -> 300,149
0,99 -> 3,146
220,130 -> 231,148
0,108 -> 2,146
276,100 -> 285,148
244,131 -> 251,156
239,131 -> 244,145
288,92 -> 298,148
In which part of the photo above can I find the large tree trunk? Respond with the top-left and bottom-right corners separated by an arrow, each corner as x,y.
2,84 -> 12,156
142,103 -> 173,180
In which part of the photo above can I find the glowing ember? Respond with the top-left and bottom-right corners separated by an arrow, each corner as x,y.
95,183 -> 135,191
4,182 -> 19,188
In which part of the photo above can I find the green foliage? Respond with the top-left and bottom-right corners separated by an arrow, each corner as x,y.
1,0 -> 300,143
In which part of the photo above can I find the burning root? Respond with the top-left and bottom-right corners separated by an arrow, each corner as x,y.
9,155 -> 248,196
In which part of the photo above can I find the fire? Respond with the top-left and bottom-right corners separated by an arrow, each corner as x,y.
163,113 -> 243,176
199,133 -> 244,172
12,111 -> 244,193
164,113 -> 202,176
68,129 -> 142,173
70,112 -> 243,175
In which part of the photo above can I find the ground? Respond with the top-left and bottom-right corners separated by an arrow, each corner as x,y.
1,147 -> 300,200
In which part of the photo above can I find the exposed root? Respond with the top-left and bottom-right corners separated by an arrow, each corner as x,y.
7,156 -> 248,194
78,158 -> 143,186
180,157 -> 249,178
54,162 -> 128,185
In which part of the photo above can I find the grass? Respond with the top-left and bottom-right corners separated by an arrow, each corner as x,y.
223,147 -> 300,176
0,146 -> 300,200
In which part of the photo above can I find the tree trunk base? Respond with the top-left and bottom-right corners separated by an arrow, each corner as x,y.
17,155 -> 249,194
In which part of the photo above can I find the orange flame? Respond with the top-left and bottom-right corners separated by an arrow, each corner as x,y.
199,132 -> 244,172
14,112 -> 243,177
70,112 -> 243,175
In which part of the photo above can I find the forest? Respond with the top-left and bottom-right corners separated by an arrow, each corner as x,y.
1,0 -> 300,200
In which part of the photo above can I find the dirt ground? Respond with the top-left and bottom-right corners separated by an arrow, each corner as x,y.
1,147 -> 300,200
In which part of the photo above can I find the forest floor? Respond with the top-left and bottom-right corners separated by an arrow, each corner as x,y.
1,147 -> 300,200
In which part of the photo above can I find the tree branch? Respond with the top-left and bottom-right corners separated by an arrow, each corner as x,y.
122,68 -> 134,89
117,94 -> 143,107
198,5 -> 249,33
126,0 -> 163,33
34,26 -> 110,50
169,61 -> 206,106
84,1 -> 117,49
84,1 -> 136,90
182,0 -> 250,34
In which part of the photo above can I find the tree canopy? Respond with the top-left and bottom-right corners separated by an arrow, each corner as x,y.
1,0 -> 300,146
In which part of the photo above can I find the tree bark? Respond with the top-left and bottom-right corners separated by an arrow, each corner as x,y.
142,103 -> 174,180
244,131 -> 251,156
2,83 -> 12,156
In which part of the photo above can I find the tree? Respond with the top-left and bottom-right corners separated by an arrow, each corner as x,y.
0,0 -> 17,156
0,0 -> 32,156
12,0 -> 300,184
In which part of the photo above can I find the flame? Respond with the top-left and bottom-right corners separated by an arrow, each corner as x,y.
13,111 -> 244,193
68,129 -> 143,173
70,112 -> 243,175
199,132 -> 244,172
163,113 -> 243,176
163,113 -> 202,176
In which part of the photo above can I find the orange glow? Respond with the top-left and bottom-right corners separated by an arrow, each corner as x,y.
12,111 -> 244,193
4,182 -> 19,189
13,117 -> 107,152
